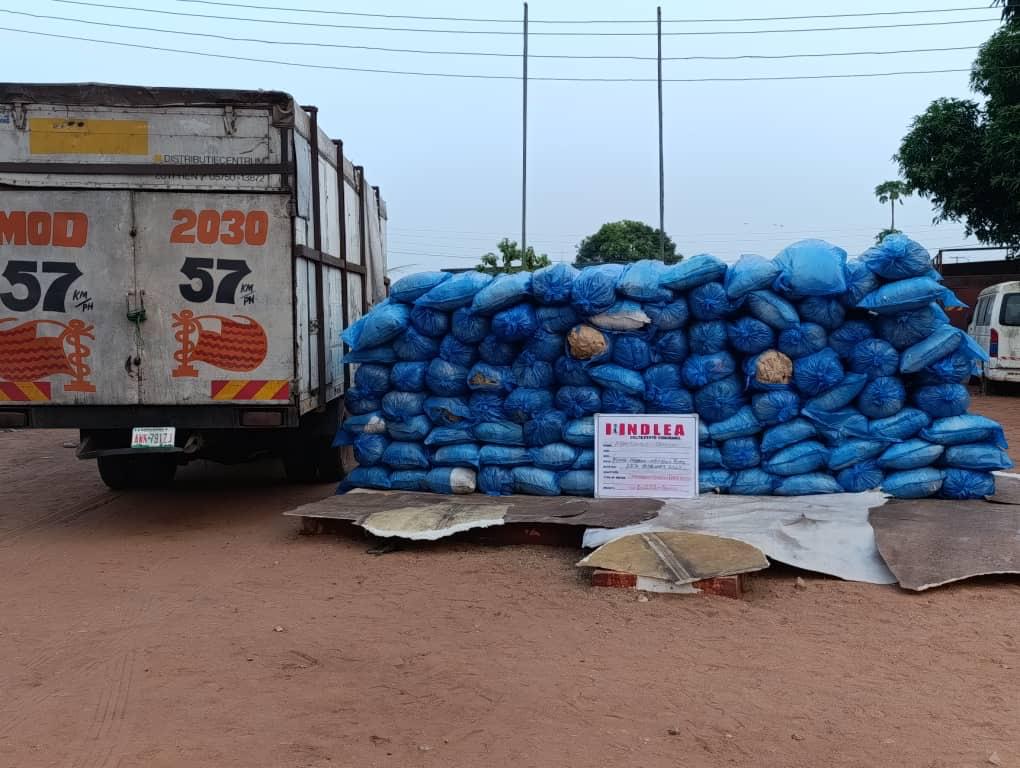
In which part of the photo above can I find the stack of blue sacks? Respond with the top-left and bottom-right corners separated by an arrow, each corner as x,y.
335,233 -> 1011,499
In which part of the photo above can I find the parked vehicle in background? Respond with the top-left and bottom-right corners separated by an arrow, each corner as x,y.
0,83 -> 387,487
968,280 -> 1020,393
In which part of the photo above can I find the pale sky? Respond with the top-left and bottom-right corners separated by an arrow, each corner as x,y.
0,0 -> 1005,272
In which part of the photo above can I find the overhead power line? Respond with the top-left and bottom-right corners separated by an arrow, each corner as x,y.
6,10 -> 982,62
1,27 -> 988,82
47,1 -> 1000,36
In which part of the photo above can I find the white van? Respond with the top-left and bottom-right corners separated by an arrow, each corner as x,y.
968,281 -> 1020,389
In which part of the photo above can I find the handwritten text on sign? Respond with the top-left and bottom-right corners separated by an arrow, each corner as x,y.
595,414 -> 699,499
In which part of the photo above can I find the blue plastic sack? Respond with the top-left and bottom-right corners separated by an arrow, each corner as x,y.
492,303 -> 538,342
877,305 -> 941,350
524,410 -> 568,447
426,467 -> 477,494
382,441 -> 430,470
512,352 -> 554,389
573,449 -> 595,470
566,324 -> 612,363
940,469 -> 995,500
471,271 -> 533,315
591,300 -> 651,332
473,420 -> 525,446
727,317 -> 775,355
918,352 -> 978,385
426,358 -> 468,397
721,437 -> 761,470
761,418 -> 817,455
601,390 -> 645,413
432,443 -> 481,469
390,362 -> 427,393
774,473 -> 844,496
617,260 -> 672,302
730,468 -> 775,495
555,356 -> 593,386
793,348 -> 844,396
725,254 -> 781,300
386,414 -> 431,442
746,290 -> 800,331
682,352 -> 737,389
563,417 -> 595,447
862,233 -> 932,280
699,421 -> 712,445
390,470 -> 430,492
393,327 -> 439,362
466,363 -> 513,392
571,264 -> 624,317
686,321 -> 725,355
857,277 -> 964,314
869,408 -> 931,441
424,427 -> 474,447
857,376 -> 906,419
878,439 -> 944,471
644,363 -> 681,392
695,376 -> 745,423
773,239 -> 848,297
646,387 -> 693,414
900,326 -> 964,374
409,305 -> 450,338
654,330 -> 690,363
344,387 -> 380,416
842,260 -> 880,307
382,391 -> 427,421
700,446 -> 724,468
920,414 -> 1007,449
424,396 -> 473,427
798,297 -> 845,330
530,442 -> 579,471
943,444 -> 1013,471
478,334 -> 518,367
778,323 -> 828,359
524,330 -> 564,363
560,470 -> 594,496
536,304 -> 580,334
450,307 -> 490,344
532,262 -> 578,305
709,406 -> 762,440
335,412 -> 386,443
353,364 -> 390,396
828,439 -> 888,471
752,390 -> 800,426
743,352 -> 793,392
644,298 -> 689,331
353,433 -> 389,467
612,336 -> 654,371
478,465 -> 515,496
390,271 -> 451,303
590,365 -> 646,396
469,392 -> 506,422
828,321 -> 874,359
850,339 -> 900,380
837,460 -> 884,493
415,271 -> 492,311
700,469 -> 734,493
556,386 -> 602,419
343,346 -> 397,365
512,466 -> 561,496
804,373 -> 868,412
803,408 -> 871,443
690,282 -> 736,321
439,335 -> 477,369
660,253 -> 727,291
503,388 -> 554,423
343,303 -> 411,351
343,466 -> 392,491
914,383 -> 970,419
882,468 -> 944,499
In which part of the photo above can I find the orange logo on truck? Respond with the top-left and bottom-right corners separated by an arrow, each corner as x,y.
171,310 -> 267,378
0,317 -> 95,393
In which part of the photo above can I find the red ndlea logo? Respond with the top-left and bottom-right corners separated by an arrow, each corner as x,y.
605,421 -> 685,436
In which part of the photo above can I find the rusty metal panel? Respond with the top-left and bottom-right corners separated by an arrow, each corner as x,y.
131,192 -> 294,405
0,189 -> 138,405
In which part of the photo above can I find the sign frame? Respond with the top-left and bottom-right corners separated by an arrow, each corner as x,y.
594,413 -> 700,499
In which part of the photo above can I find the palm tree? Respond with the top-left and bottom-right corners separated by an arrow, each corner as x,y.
994,0 -> 1019,22
874,180 -> 913,231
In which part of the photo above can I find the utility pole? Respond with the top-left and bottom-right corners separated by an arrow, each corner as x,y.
657,6 -> 665,262
522,2 -> 529,257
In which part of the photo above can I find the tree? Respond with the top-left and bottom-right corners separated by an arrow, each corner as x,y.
896,22 -> 1020,247
476,238 -> 551,275
994,0 -> 1019,21
874,227 -> 900,245
575,220 -> 680,266
874,180 -> 912,231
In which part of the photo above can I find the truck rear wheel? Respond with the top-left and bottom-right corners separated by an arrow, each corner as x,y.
97,454 -> 177,490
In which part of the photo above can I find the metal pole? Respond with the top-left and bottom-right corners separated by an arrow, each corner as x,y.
657,6 -> 665,261
522,2 -> 529,259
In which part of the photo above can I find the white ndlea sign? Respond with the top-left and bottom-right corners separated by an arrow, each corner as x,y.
595,414 -> 699,499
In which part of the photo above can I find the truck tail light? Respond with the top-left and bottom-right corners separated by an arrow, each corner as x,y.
990,328 -> 999,358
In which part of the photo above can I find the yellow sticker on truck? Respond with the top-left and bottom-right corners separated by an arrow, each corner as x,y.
29,118 -> 149,156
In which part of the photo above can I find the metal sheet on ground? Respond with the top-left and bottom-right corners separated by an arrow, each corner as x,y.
870,500 -> 1020,591
577,532 -> 768,585
989,472 -> 1020,505
583,491 -> 897,585
361,503 -> 508,540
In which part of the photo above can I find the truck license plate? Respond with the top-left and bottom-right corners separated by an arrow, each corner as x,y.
131,427 -> 176,449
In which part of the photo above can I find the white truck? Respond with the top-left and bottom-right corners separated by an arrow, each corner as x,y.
0,83 -> 387,488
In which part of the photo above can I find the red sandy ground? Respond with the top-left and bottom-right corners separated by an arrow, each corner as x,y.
0,394 -> 1017,768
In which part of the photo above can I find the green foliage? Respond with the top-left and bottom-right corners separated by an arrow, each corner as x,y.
994,0 -> 1019,22
875,227 -> 901,245
476,238 -> 551,275
897,23 -> 1020,247
575,220 -> 680,266
874,180 -> 912,230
